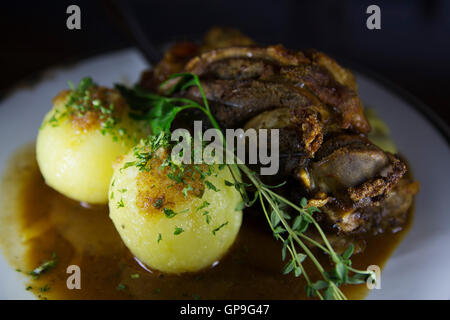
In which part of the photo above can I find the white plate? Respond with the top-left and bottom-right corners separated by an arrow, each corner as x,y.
0,49 -> 449,300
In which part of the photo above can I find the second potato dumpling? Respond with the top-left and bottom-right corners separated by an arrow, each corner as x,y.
109,135 -> 243,274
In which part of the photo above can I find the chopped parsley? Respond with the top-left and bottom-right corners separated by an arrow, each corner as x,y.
224,179 -> 234,187
235,201 -> 245,211
153,198 -> 164,209
167,171 -> 184,184
196,201 -> 210,212
163,207 -> 177,218
39,284 -> 50,293
205,181 -> 219,192
153,288 -> 161,294
121,161 -> 136,172
28,253 -> 58,279
182,184 -> 193,198
202,211 -> 211,224
45,77 -> 132,142
212,222 -> 229,235
174,227 -> 184,235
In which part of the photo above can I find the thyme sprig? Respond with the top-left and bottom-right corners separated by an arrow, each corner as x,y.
117,73 -> 375,300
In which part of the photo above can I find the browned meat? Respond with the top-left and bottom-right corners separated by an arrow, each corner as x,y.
139,28 -> 419,244
302,176 -> 418,254
140,27 -> 255,92
177,44 -> 370,156
185,79 -> 320,127
241,109 -> 412,236
280,65 -> 369,133
308,134 -> 405,204
200,26 -> 255,52
304,49 -> 358,91
296,134 -> 408,233
140,41 -> 199,92
186,45 -> 310,73
244,108 -> 304,155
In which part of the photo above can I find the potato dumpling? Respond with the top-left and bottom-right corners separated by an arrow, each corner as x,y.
109,138 -> 243,274
36,78 -> 149,204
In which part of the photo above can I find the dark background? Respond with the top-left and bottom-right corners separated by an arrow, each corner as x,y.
1,0 -> 449,125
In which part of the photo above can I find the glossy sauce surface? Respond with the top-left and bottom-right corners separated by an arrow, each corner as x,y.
0,144 -> 412,300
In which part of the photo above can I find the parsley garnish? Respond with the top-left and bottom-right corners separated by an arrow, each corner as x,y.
203,211 -> 211,224
153,288 -> 161,294
174,227 -> 184,235
39,284 -> 50,292
163,207 -> 177,218
196,201 -> 210,212
182,184 -> 193,198
235,201 -> 245,211
205,181 -> 219,192
28,253 -> 57,279
153,198 -> 164,209
212,222 -> 228,235
167,172 -> 184,184
45,77 -> 130,141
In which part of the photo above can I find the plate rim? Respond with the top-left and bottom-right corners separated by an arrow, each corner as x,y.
346,60 -> 450,145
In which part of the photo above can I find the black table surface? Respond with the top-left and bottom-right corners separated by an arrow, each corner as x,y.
1,0 -> 449,127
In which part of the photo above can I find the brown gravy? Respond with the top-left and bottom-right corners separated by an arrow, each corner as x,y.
0,144 -> 413,300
